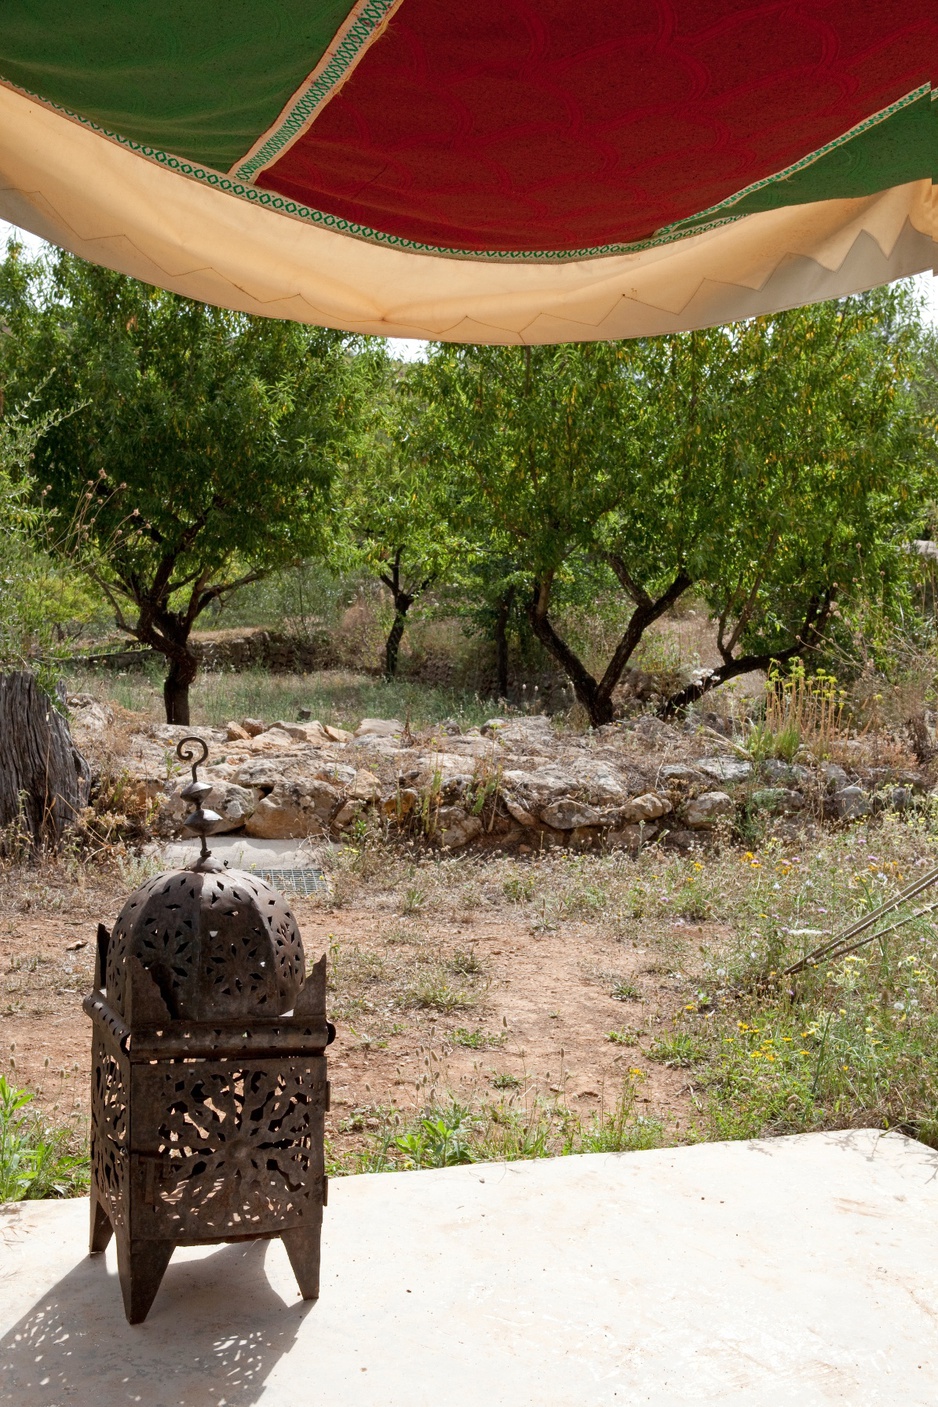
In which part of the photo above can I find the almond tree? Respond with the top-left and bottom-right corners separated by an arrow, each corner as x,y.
1,248 -> 379,723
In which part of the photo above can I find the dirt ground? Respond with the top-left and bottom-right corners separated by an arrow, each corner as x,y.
0,853 -> 713,1165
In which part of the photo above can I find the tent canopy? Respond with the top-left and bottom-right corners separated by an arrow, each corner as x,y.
0,2 -> 935,342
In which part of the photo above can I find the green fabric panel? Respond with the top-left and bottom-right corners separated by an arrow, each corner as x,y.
0,1 -> 357,171
672,91 -> 937,234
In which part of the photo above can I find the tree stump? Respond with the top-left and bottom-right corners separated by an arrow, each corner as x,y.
0,672 -> 91,849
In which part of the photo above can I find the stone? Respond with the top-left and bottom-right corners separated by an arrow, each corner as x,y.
381,787 -> 419,820
696,756 -> 752,784
334,799 -> 365,828
225,721 -> 250,742
65,695 -> 114,745
660,827 -> 697,851
438,811 -> 483,849
324,724 -> 352,743
503,795 -> 539,827
540,799 -> 603,830
606,823 -> 650,850
656,763 -> 707,786
621,792 -> 672,822
761,758 -> 811,786
164,781 -> 256,835
244,793 -> 325,840
878,785 -> 913,813
273,720 -> 333,745
344,768 -> 380,799
750,787 -> 805,814
355,718 -> 403,738
240,717 -> 265,737
823,763 -> 850,792
684,791 -> 734,828
831,785 -> 870,821
315,763 -> 357,788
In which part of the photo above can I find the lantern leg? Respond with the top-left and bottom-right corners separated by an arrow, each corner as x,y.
116,1233 -> 175,1325
89,1190 -> 113,1254
282,1219 -> 322,1300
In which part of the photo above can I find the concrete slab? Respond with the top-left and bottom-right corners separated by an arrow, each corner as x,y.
2,1130 -> 938,1406
160,837 -> 329,870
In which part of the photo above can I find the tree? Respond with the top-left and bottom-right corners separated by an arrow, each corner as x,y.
416,288 -> 930,725
336,363 -> 465,679
0,248 -> 378,723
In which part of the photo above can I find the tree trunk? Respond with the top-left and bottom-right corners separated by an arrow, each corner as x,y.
162,648 -> 199,725
0,672 -> 91,851
493,587 -> 514,700
384,599 -> 412,681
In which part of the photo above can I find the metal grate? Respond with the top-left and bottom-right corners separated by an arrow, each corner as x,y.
255,867 -> 327,897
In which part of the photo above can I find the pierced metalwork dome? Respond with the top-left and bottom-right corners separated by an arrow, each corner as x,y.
106,865 -> 306,1023
105,736 -> 305,1023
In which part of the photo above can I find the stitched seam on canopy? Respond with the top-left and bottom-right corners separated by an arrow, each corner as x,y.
231,0 -> 405,183
660,84 -> 933,235
0,78 -> 930,266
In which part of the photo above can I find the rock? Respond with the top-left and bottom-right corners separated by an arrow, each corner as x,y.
481,716 -> 554,751
315,763 -> 357,788
334,799 -> 365,828
381,787 -> 419,820
503,795 -> 539,827
877,786 -> 912,812
355,718 -> 403,738
697,756 -> 752,784
541,799 -> 603,830
240,718 -> 266,737
630,716 -> 682,746
761,758 -> 811,786
750,787 -> 804,814
568,825 -> 602,849
164,781 -> 256,835
273,720 -> 333,745
226,721 -> 250,742
245,795 -> 325,839
345,768 -> 380,800
831,786 -> 870,821
324,724 -> 352,743
823,763 -> 850,792
660,827 -> 697,851
252,726 -> 306,750
621,792 -> 672,822
656,764 -> 707,786
297,708 -> 312,721
607,823 -> 653,850
684,791 -> 734,828
437,809 -> 483,849
66,695 -> 114,745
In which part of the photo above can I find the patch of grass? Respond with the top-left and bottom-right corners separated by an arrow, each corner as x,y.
0,1078 -> 88,1200
490,1072 -> 522,1090
450,1028 -> 504,1049
503,874 -> 536,904
606,1029 -> 638,1046
406,970 -> 478,1012
649,1032 -> 707,1068
68,665 -> 491,733
450,946 -> 484,976
611,980 -> 641,1001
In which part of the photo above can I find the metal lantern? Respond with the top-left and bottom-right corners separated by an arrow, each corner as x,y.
83,736 -> 335,1324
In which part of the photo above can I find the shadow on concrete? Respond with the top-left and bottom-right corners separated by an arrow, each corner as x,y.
0,1239 -> 313,1406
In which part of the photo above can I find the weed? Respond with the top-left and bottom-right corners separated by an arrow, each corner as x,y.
649,1032 -> 706,1068
450,947 -> 484,976
503,874 -> 536,904
611,980 -> 641,1001
491,1073 -> 522,1090
606,1029 -> 638,1046
407,971 -> 477,1012
0,1077 -> 88,1200
393,1104 -> 475,1168
450,1028 -> 504,1049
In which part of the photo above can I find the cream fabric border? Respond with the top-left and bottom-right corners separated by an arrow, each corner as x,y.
0,84 -> 934,342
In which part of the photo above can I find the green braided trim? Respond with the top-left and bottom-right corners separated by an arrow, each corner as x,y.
233,0 -> 399,183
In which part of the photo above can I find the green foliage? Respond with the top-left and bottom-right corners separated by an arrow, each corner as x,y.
0,244 -> 380,719
393,1105 -> 475,1168
0,406 -> 101,681
414,288 -> 934,722
0,1078 -> 88,1201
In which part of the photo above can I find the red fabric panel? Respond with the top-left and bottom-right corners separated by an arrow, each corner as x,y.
258,0 -> 938,252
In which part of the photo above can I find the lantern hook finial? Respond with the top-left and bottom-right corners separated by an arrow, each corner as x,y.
176,735 -> 209,783
176,736 -> 221,868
